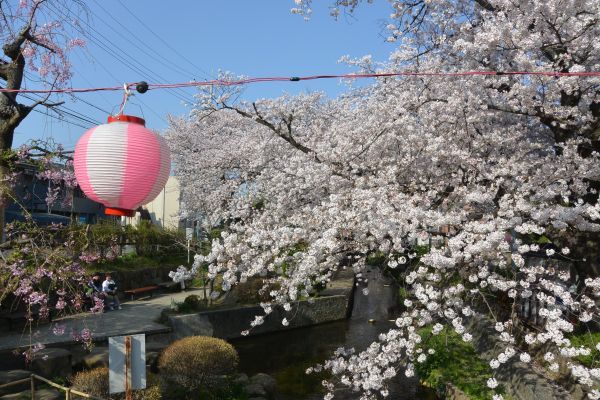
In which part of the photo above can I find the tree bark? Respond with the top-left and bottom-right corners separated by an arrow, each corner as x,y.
0,23 -> 47,240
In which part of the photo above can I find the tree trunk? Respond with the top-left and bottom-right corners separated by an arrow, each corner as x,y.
0,102 -> 21,241
0,163 -> 7,242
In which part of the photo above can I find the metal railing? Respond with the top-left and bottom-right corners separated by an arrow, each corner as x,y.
0,373 -> 106,400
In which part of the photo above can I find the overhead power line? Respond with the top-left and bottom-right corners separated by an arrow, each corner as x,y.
1,70 -> 598,94
31,108 -> 92,130
115,0 -> 214,81
92,0 -> 202,80
44,2 -> 194,107
83,1 -> 195,104
19,93 -> 98,128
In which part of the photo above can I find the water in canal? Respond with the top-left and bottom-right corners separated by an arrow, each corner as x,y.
231,269 -> 437,399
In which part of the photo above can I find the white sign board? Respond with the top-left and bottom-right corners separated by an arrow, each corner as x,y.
186,227 -> 194,240
108,334 -> 146,394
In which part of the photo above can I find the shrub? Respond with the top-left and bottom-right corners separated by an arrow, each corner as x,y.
71,367 -> 109,398
133,385 -> 161,400
414,327 -> 502,399
71,368 -> 160,400
234,277 -> 280,304
159,336 -> 239,398
130,372 -> 161,400
183,294 -> 203,309
568,332 -> 600,368
174,294 -> 208,314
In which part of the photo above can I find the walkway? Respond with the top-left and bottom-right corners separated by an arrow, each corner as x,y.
0,289 -> 205,352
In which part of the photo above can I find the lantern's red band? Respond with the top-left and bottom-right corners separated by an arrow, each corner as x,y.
107,114 -> 146,126
105,207 -> 136,217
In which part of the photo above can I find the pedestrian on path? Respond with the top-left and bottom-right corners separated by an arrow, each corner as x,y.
102,274 -> 122,310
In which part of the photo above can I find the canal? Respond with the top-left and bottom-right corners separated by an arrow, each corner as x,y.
231,269 -> 437,399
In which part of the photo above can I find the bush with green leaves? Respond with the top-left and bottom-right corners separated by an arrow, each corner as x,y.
414,327 -> 502,399
173,294 -> 207,313
159,336 -> 239,399
569,332 -> 600,368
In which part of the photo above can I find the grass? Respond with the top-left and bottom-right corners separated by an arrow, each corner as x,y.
568,331 -> 600,368
194,379 -> 249,400
415,327 -> 503,399
159,377 -> 249,400
398,286 -> 409,300
85,252 -> 188,272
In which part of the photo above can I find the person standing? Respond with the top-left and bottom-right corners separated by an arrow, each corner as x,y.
102,274 -> 122,310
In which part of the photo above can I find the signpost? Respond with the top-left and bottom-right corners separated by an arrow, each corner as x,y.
186,227 -> 193,264
109,334 -> 146,399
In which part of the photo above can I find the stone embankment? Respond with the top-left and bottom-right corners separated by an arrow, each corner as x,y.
466,317 -> 584,400
167,268 -> 355,340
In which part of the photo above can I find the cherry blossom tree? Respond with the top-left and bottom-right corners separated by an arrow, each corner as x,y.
0,1 -> 90,359
169,1 -> 599,398
0,140 -> 99,358
0,0 -> 86,233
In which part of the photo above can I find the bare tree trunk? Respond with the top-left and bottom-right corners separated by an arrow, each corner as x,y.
0,163 -> 7,242
0,124 -> 16,242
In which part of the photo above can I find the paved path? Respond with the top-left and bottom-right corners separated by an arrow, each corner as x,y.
0,289 -> 205,351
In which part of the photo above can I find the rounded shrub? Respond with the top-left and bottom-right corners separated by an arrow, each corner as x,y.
234,277 -> 280,304
71,367 -> 109,398
159,336 -> 239,397
183,294 -> 202,309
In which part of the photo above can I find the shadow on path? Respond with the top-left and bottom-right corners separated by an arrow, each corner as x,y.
0,289 -> 205,352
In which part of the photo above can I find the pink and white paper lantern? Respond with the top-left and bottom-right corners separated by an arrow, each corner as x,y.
73,115 -> 170,217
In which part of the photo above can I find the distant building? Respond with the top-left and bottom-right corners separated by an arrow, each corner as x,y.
127,176 -> 182,230
6,161 -> 107,225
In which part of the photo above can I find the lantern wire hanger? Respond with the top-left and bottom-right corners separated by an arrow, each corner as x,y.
109,82 -> 149,117
107,82 -> 149,126
116,83 -> 132,116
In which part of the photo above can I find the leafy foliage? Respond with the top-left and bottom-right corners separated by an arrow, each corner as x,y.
415,328 -> 501,399
569,332 -> 600,368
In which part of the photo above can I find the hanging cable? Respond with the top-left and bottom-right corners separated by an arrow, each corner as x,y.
1,70 -> 598,94
115,0 -> 214,81
44,2 -> 194,105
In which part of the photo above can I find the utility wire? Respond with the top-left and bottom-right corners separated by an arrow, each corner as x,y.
45,2 -> 193,106
1,70 -> 598,94
21,74 -> 103,126
20,95 -> 99,126
115,0 -> 214,81
70,94 -> 111,116
92,0 -> 202,80
84,1 -> 196,103
71,52 -> 167,123
45,3 -> 167,122
31,108 -> 91,130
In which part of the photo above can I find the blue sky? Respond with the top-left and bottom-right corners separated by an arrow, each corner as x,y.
15,1 -> 394,150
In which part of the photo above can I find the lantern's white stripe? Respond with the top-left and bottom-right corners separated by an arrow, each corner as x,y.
86,122 -> 128,208
140,133 -> 171,205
